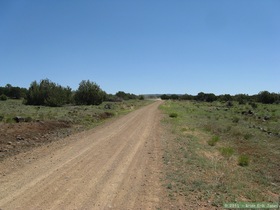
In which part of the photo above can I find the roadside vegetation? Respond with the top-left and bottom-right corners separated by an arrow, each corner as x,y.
0,79 -> 147,129
0,79 -> 144,107
160,100 -> 279,208
0,98 -> 150,126
161,91 -> 280,104
0,79 -> 150,161
0,98 -> 151,161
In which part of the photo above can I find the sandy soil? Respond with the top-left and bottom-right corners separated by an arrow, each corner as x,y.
0,101 -> 166,210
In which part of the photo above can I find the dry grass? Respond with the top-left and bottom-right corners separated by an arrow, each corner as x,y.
0,99 -> 151,127
160,100 -> 280,209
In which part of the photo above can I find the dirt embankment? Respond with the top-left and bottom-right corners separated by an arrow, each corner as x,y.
0,101 -> 168,210
0,121 -> 74,161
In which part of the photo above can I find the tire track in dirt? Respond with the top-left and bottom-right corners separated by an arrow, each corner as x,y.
0,101 -> 165,210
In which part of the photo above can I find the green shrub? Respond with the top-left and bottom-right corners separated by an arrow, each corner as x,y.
208,135 -> 220,146
249,102 -> 258,109
169,113 -> 178,118
5,117 -> 15,123
181,127 -> 188,132
238,154 -> 249,166
0,115 -> 4,121
25,117 -> 33,122
244,133 -> 253,140
0,94 -> 8,101
219,147 -> 234,158
232,117 -> 239,123
139,95 -> 145,100
167,183 -> 172,189
226,101 -> 234,107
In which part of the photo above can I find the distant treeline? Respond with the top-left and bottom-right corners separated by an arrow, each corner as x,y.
0,79 -> 143,106
160,92 -> 280,104
0,84 -> 27,99
1,80 -> 279,106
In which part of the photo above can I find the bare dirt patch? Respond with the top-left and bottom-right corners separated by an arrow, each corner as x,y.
0,121 -> 75,161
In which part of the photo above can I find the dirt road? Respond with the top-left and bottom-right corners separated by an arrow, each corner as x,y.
0,101 -> 165,210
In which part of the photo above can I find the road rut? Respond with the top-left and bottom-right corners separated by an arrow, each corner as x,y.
0,101 -> 164,210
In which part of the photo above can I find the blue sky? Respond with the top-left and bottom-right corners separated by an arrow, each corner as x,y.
0,0 -> 279,95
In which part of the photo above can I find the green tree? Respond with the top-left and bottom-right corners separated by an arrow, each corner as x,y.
180,94 -> 194,100
25,79 -> 72,106
205,93 -> 217,102
25,81 -> 43,105
115,91 -> 138,100
139,95 -> 144,100
195,92 -> 205,101
10,87 -> 22,99
219,94 -> 232,102
0,84 -> 26,99
116,91 -> 128,100
44,83 -> 72,107
160,94 -> 169,100
170,94 -> 179,100
234,94 -> 249,104
74,80 -> 106,105
257,91 -> 276,104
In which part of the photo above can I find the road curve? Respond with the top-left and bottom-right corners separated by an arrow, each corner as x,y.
0,101 -> 164,210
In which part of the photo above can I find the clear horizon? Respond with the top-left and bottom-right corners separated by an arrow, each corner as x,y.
1,1 -> 279,95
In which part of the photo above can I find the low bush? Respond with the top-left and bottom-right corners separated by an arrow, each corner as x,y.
232,117 -> 239,123
219,147 -> 234,158
249,102 -> 258,109
25,117 -> 33,122
208,135 -> 220,146
226,101 -> 234,107
99,112 -> 114,119
244,133 -> 253,140
169,113 -> 178,118
238,154 -> 249,166
0,94 -> 8,101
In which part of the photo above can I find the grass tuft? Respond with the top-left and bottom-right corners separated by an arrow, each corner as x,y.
238,154 -> 249,166
219,147 -> 234,158
207,135 -> 220,146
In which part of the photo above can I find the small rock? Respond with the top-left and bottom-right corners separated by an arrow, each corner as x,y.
264,116 -> 270,121
7,141 -> 12,145
104,104 -> 112,109
13,116 -> 25,123
16,136 -> 24,141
